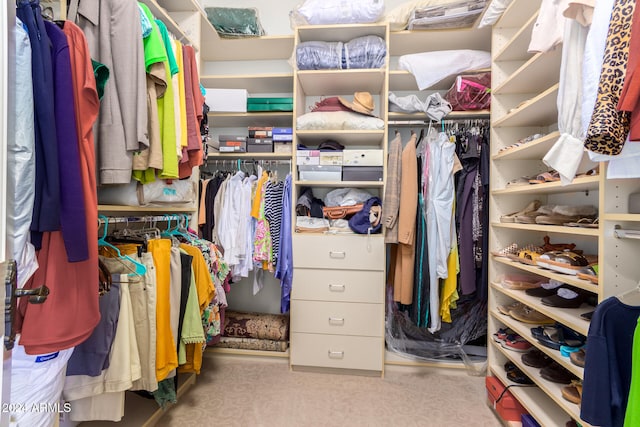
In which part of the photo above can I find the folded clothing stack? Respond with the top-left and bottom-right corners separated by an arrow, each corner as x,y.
216,311 -> 290,352
296,35 -> 386,70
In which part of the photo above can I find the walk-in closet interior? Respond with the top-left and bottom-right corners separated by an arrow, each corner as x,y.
2,0 -> 640,426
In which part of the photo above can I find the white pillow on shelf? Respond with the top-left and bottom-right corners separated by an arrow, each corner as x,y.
296,111 -> 385,130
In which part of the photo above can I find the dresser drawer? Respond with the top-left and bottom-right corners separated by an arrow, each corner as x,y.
291,300 -> 383,337
290,333 -> 383,371
292,234 -> 385,270
292,268 -> 383,303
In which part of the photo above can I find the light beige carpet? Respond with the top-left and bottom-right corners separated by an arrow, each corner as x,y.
161,354 -> 501,427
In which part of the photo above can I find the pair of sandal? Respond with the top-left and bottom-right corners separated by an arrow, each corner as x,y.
562,380 -> 583,404
537,251 -> 591,276
530,324 -> 586,351
504,361 -> 534,385
528,170 -> 561,184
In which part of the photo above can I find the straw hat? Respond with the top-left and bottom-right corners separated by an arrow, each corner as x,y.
338,92 -> 376,116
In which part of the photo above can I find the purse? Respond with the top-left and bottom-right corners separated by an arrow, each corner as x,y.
444,71 -> 491,111
322,203 -> 364,220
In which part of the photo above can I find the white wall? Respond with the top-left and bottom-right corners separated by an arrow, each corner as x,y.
200,0 -> 410,35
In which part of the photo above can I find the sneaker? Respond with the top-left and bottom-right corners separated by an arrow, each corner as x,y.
501,334 -> 533,352
492,327 -> 515,343
497,301 -> 525,316
509,305 -> 555,325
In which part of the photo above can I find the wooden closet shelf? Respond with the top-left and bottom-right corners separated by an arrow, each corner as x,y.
493,256 -> 599,294
200,74 -> 294,93
490,343 -> 588,424
488,364 -> 573,427
496,0 -> 543,29
492,84 -> 559,128
494,11 -> 539,63
493,49 -> 562,95
205,153 -> 292,161
492,131 -> 560,160
492,222 -> 600,237
490,283 -> 591,337
490,309 -> 585,379
492,175 -> 600,196
98,205 -> 197,214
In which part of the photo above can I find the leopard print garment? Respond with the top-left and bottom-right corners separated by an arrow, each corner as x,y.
584,0 -> 635,155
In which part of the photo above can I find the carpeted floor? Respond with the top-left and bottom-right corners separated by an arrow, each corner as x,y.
161,354 -> 501,427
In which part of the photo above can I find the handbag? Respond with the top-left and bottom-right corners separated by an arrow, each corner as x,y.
322,203 -> 364,220
445,71 -> 491,111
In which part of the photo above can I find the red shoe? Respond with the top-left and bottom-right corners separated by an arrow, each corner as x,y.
501,335 -> 533,352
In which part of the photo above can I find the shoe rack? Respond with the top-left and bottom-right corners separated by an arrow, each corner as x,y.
488,0 -> 605,425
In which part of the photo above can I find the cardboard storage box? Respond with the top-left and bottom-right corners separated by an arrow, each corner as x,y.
297,150 -> 320,165
320,152 -> 343,165
218,140 -> 246,153
247,138 -> 273,153
342,149 -> 384,166
342,166 -> 383,181
274,142 -> 292,153
298,165 -> 342,181
205,88 -> 248,112
486,376 -> 527,422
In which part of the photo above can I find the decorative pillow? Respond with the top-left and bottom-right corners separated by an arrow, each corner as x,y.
296,111 -> 385,130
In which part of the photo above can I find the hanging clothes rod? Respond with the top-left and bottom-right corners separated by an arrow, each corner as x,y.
98,214 -> 190,225
613,226 -> 640,240
388,118 -> 490,127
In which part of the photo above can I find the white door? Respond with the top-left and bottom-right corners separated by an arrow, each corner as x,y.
1,1 -> 14,426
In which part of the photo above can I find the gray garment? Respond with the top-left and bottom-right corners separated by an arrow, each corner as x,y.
68,0 -> 148,184
8,18 -> 37,287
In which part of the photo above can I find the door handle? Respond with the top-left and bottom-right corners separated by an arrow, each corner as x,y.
328,283 -> 345,292
328,350 -> 344,359
328,317 -> 345,326
329,251 -> 346,259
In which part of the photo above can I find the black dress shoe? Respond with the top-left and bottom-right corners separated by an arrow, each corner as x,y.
540,362 -> 576,384
521,348 -> 553,368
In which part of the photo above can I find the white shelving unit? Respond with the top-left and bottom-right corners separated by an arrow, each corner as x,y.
488,0 -> 640,424
289,23 -> 390,376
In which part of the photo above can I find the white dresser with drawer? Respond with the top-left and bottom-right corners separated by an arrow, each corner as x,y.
290,234 -> 385,374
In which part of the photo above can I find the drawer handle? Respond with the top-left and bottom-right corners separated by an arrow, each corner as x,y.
328,283 -> 345,292
328,350 -> 344,359
328,317 -> 345,326
329,251 -> 346,259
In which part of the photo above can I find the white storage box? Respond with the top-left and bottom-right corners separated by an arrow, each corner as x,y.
320,151 -> 343,165
342,149 -> 384,166
297,150 -> 320,165
205,88 -> 248,112
299,165 -> 342,181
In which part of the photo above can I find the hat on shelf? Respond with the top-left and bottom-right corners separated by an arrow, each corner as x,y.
338,92 -> 376,116
317,140 -> 345,151
311,97 -> 352,113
